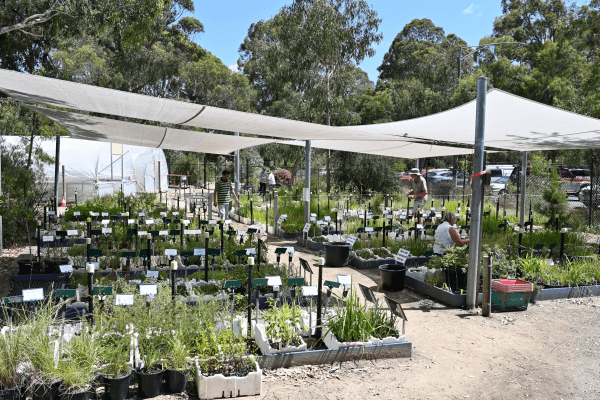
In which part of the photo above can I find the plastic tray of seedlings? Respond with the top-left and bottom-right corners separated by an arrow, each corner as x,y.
491,279 -> 533,293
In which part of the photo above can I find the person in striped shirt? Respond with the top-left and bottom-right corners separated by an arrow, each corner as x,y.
213,170 -> 239,220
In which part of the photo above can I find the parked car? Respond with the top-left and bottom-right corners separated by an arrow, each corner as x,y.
569,168 -> 591,182
490,176 -> 509,196
578,184 -> 600,208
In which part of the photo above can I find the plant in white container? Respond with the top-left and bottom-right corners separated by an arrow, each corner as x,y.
255,299 -> 306,355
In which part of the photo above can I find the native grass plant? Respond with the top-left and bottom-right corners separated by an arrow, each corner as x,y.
325,289 -> 397,343
166,332 -> 191,372
57,331 -> 100,394
261,299 -> 304,349
98,333 -> 131,378
0,324 -> 25,390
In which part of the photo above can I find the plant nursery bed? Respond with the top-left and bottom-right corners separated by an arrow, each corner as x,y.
404,276 -> 482,307
352,256 -> 429,270
257,339 -> 412,370
296,237 -> 326,251
535,284 -> 600,301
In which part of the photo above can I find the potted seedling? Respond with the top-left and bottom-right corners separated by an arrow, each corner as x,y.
255,299 -> 306,355
99,333 -> 132,400
0,326 -> 26,400
44,238 -> 69,274
164,332 -> 191,394
56,331 -> 99,400
136,335 -> 167,399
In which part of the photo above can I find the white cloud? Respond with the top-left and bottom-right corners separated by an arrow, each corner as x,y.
228,64 -> 240,74
463,3 -> 475,14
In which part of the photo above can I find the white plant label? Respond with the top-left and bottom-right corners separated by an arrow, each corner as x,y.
73,212 -> 81,216
194,248 -> 205,256
224,219 -> 231,225
266,276 -> 283,287
101,219 -> 110,225
237,230 -> 246,236
364,227 -> 374,232
346,235 -> 357,246
159,230 -> 168,236
386,214 -> 393,219
430,207 -> 436,211
417,224 -> 423,229
317,220 -> 324,225
139,284 -> 158,296
184,229 -> 201,235
303,223 -> 311,233
22,288 -> 44,302
209,220 -> 217,225
102,227 -> 112,234
164,249 -> 177,256
91,212 -> 99,217
42,236 -> 54,242
67,230 -> 79,236
310,213 -> 317,217
440,207 -> 446,211
128,219 -> 135,224
160,212 -> 167,216
309,216 -> 316,222
139,212 -> 146,217
59,265 -> 73,273
395,248 -> 410,265
121,212 -> 128,216
138,231 -> 148,236
115,294 -> 134,306
145,219 -> 154,225
173,212 -> 179,216
302,286 -> 318,297
246,248 -> 256,255
48,211 -> 56,216
102,212 -> 109,217
337,274 -> 352,286
456,207 -> 461,212
146,270 -> 159,279
183,220 -> 191,226
286,246 -> 295,255
324,216 -> 331,221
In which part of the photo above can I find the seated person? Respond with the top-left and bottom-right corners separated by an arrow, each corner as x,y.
433,211 -> 469,255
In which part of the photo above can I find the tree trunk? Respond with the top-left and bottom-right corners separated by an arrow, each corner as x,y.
24,115 -> 36,202
325,58 -> 331,193
292,156 -> 300,185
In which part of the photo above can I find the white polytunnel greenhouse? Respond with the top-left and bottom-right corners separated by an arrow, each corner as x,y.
1,136 -> 168,202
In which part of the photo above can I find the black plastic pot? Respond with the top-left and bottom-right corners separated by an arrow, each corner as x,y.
17,260 -> 42,275
44,259 -> 70,274
379,264 -> 407,292
32,381 -> 60,400
0,387 -> 18,400
135,369 -> 164,398
57,385 -> 93,400
102,371 -> 132,400
323,242 -> 351,268
529,290 -> 539,304
444,268 -> 468,291
165,369 -> 189,394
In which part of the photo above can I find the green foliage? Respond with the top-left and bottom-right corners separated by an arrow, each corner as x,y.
427,247 -> 468,272
262,298 -> 304,347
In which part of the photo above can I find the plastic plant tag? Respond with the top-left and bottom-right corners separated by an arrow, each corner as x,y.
252,278 -> 268,288
67,230 -> 79,236
139,284 -> 158,296
246,248 -> 256,255
173,211 -> 179,216
303,223 -> 311,233
237,230 -> 246,236
183,220 -> 191,226
431,207 -> 436,211
456,207 -> 461,212
159,230 -> 168,236
73,211 -> 81,216
138,231 -> 148,236
100,219 -> 110,226
266,276 -> 283,287
42,236 -> 54,242
209,220 -> 217,225
286,246 -> 295,255
115,294 -> 134,306
317,220 -> 324,225
387,214 -> 393,219
365,227 -> 374,232
139,212 -> 146,217
184,229 -> 201,235
91,212 -> 99,217
22,288 -> 44,302
101,212 -> 108,217
309,216 -> 316,222
225,280 -> 242,289
102,227 -> 112,234
417,224 -> 423,229
302,286 -> 318,297
129,279 -> 142,284
194,248 -> 206,256
436,213 -> 442,218
346,235 -> 357,246
324,216 -> 331,221
288,277 -> 304,286
48,211 -> 56,216
59,265 -> 73,273
146,270 -> 159,279
128,219 -> 135,224
164,249 -> 177,256
145,219 -> 154,225
324,280 -> 341,289
224,219 -> 231,225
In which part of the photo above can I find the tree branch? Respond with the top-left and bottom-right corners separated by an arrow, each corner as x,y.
0,7 -> 58,35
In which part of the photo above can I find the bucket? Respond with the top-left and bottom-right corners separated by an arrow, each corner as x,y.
379,264 -> 407,292
323,242 -> 351,268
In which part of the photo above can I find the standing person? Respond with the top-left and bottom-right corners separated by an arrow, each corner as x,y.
258,167 -> 267,194
213,170 -> 239,220
406,168 -> 428,224
268,170 -> 276,192
433,212 -> 469,255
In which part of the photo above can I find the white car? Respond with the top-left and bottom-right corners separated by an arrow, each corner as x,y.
490,176 -> 509,196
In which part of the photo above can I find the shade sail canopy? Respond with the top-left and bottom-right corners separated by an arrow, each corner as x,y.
0,69 -> 404,142
347,89 -> 600,151
24,105 -> 278,154
281,140 -> 474,159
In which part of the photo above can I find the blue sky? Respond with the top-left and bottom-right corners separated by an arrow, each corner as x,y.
191,0 -> 589,83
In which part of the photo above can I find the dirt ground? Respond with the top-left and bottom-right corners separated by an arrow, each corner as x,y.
2,217 -> 599,400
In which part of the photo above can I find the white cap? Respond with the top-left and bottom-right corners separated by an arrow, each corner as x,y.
170,261 -> 178,270
248,256 -> 255,265
86,263 -> 95,273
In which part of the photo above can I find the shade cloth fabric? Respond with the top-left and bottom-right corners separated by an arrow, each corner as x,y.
0,69 -> 404,142
280,140 -> 474,159
347,89 -> 600,151
24,105 -> 278,154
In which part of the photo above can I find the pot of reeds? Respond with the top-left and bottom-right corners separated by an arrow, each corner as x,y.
99,333 -> 133,400
0,328 -> 26,400
56,332 -> 99,400
164,333 -> 190,394
136,336 -> 167,398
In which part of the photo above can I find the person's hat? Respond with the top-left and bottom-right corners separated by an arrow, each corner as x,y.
409,168 -> 422,176
262,167 -> 266,171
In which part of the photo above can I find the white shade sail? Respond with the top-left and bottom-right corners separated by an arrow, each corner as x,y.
0,69 -> 405,142
347,89 -> 600,151
281,140 -> 474,159
24,105 -> 278,154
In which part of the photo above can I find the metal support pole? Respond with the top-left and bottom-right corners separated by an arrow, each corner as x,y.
203,157 -> 207,189
316,260 -> 323,338
466,76 -> 487,310
304,141 -> 311,224
247,261 -> 253,337
54,135 -> 60,211
482,253 -> 491,317
519,152 -> 527,229
273,191 -> 278,235
87,267 -> 94,325
0,153 -> 2,256
62,165 -> 66,206
246,158 -> 250,192
234,132 -> 240,197
204,235 -> 209,282
590,157 -> 594,228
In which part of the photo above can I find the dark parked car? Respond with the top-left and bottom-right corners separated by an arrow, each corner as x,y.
579,184 -> 600,208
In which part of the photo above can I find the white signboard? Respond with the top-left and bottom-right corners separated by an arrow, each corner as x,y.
42,236 -> 54,242
145,219 -> 154,225
91,212 -> 99,217
183,220 -> 191,226
237,230 -> 246,236
159,230 -> 168,236
73,212 -> 81,216
209,220 -> 217,225
101,219 -> 110,226
184,229 -> 201,235
115,294 -> 134,306
337,274 -> 352,286
266,276 -> 283,287
67,230 -> 79,236
386,214 -> 393,219
286,247 -> 295,255
310,213 -> 317,217
364,227 -> 374,232
309,216 -> 316,222
139,212 -> 146,217
102,227 -> 112,234
246,248 -> 256,255
346,235 -> 357,246
59,264 -> 73,273
164,249 -> 178,256
194,248 -> 205,256
22,288 -> 44,302
302,286 -> 318,297
102,212 -> 109,217
303,223 -> 311,233
324,216 -> 331,221
173,212 -> 180,216
394,248 -> 411,265
128,219 -> 135,224
317,220 -> 324,225
138,231 -> 148,236
139,284 -> 158,296
146,270 -> 159,279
